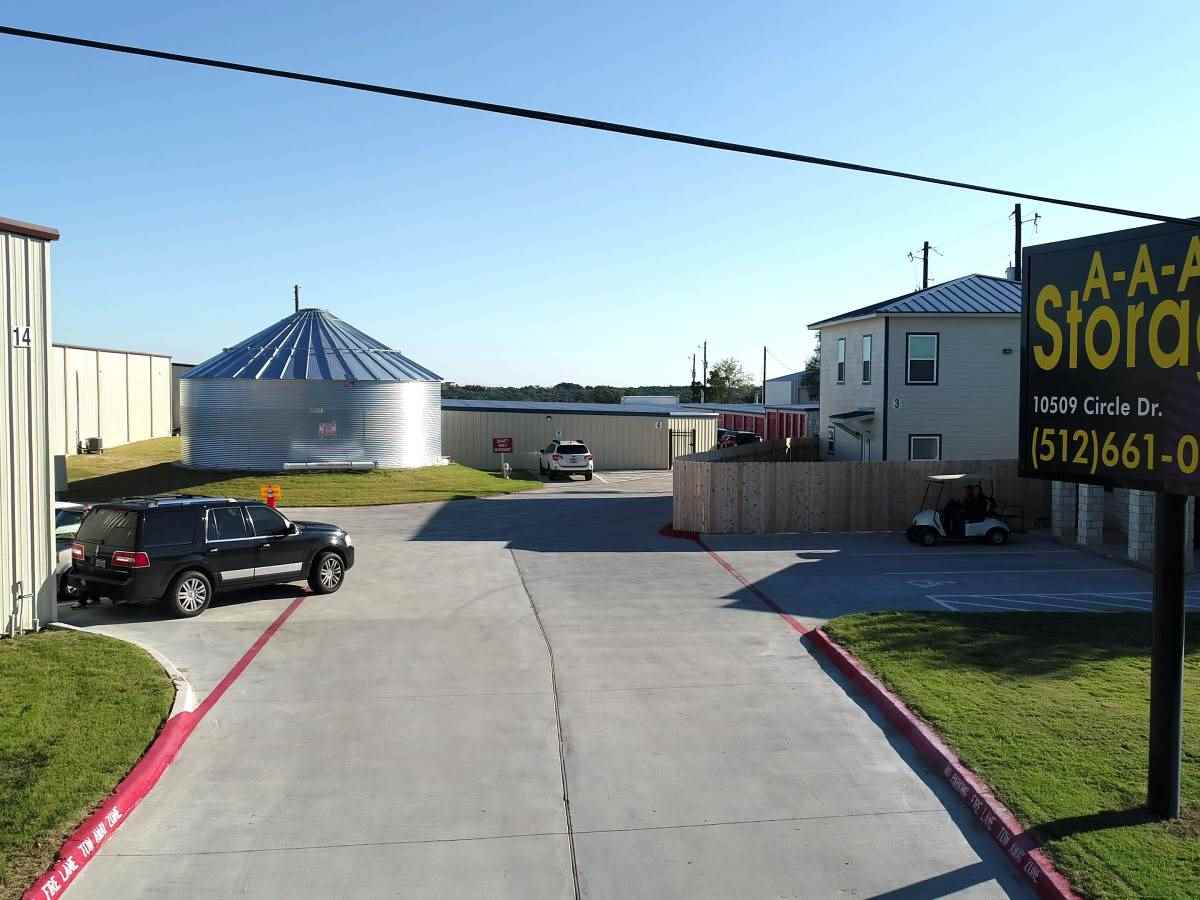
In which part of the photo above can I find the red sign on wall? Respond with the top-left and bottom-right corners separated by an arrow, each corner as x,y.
492,437 -> 513,453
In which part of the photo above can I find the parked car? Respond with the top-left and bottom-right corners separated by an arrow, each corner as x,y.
538,439 -> 594,480
69,495 -> 355,617
734,431 -> 762,446
54,501 -> 90,602
717,428 -> 736,448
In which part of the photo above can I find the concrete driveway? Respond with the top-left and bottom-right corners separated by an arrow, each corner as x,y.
62,485 -> 1036,899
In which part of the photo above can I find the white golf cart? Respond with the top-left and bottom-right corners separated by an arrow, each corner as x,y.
906,473 -> 1011,546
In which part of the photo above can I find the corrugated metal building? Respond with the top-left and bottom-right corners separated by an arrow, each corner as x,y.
682,402 -> 818,440
182,307 -> 443,470
1,216 -> 58,635
442,399 -> 718,470
48,343 -> 173,455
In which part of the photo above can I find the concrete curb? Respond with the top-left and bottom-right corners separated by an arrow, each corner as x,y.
25,598 -> 304,900
805,629 -> 1081,900
46,622 -> 198,717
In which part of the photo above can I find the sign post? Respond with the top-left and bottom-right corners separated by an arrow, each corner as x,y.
1020,219 -> 1200,818
492,436 -> 513,478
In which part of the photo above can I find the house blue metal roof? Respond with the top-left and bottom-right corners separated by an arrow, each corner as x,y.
808,275 -> 1021,329
185,309 -> 442,382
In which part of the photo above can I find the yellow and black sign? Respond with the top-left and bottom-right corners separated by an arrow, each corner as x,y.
1021,221 -> 1200,491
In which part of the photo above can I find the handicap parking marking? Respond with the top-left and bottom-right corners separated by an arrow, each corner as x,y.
929,590 -> 1200,613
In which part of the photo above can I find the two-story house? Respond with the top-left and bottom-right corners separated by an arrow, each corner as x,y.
808,274 -> 1021,461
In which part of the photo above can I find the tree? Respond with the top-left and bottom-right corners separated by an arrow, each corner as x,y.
803,336 -> 820,401
707,357 -> 753,403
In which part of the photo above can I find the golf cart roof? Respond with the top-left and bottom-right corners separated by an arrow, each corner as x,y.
926,473 -> 982,482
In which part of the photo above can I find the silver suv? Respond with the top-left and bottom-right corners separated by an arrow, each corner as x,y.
538,440 -> 594,480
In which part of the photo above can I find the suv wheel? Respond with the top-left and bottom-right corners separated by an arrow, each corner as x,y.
166,570 -> 213,618
309,551 -> 345,594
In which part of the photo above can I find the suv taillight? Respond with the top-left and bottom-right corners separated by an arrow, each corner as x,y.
71,541 -> 84,561
111,550 -> 151,569
551,454 -> 561,460
585,454 -> 593,460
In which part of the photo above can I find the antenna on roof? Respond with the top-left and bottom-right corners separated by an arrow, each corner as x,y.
294,284 -> 300,313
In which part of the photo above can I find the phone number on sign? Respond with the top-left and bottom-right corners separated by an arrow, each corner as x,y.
1030,426 -> 1200,476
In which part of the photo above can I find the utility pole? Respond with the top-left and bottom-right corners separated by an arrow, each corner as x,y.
294,284 -> 300,313
1013,203 -> 1022,281
690,353 -> 698,403
701,341 -> 708,404
762,346 -> 767,406
921,240 -> 930,289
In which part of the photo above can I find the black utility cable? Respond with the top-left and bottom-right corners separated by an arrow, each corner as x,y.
1,24 -> 1196,228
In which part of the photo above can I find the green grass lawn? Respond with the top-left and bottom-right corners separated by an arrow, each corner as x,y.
823,612 -> 1200,900
64,437 -> 541,506
0,631 -> 173,900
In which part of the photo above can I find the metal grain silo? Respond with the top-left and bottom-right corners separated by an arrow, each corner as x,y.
181,308 -> 442,471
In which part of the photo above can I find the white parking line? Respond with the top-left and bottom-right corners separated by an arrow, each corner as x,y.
929,590 -> 1200,613
592,473 -> 609,484
886,567 -> 1125,576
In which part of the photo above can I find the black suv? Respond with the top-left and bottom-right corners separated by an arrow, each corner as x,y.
69,495 -> 355,617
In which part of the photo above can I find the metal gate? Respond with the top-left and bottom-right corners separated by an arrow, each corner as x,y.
668,428 -> 696,469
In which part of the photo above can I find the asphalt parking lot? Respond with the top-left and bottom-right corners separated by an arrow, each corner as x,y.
57,476 -> 1136,899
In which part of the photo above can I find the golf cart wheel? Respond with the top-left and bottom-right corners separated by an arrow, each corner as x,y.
986,527 -> 1009,546
919,528 -> 938,547
309,551 -> 346,594
166,570 -> 213,618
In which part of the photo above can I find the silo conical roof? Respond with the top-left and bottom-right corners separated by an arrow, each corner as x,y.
184,308 -> 442,382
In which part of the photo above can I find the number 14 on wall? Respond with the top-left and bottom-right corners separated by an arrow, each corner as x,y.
10,325 -> 32,348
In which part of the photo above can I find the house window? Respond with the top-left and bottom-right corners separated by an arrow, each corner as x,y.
909,434 -> 942,461
862,334 -> 872,384
827,425 -> 836,456
906,333 -> 938,384
836,337 -> 846,384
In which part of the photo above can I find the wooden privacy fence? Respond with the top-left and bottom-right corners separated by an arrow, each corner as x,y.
673,442 -> 1049,534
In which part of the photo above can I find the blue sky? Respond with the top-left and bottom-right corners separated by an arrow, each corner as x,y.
3,2 -> 1198,385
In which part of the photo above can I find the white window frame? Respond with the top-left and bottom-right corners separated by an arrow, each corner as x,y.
861,334 -> 872,384
827,425 -> 836,456
906,333 -> 938,385
908,434 -> 942,461
836,337 -> 846,384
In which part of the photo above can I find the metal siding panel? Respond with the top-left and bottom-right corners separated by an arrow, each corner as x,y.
182,379 -> 442,470
48,344 -> 65,456
65,347 -> 99,452
97,351 -> 129,448
127,353 -> 153,442
151,356 -> 171,437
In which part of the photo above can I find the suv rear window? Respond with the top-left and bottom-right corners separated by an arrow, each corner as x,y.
144,508 -> 200,547
76,508 -> 139,547
557,443 -> 588,454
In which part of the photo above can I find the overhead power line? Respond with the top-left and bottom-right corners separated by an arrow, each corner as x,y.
1,24 -> 1196,227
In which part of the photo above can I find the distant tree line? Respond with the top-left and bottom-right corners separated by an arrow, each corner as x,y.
442,375 -> 759,405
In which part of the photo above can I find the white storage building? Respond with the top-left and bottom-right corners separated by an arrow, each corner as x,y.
48,343 -> 173,455
1,216 -> 58,635
442,399 -> 718,470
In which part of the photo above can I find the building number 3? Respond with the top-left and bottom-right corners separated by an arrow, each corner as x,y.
10,325 -> 32,348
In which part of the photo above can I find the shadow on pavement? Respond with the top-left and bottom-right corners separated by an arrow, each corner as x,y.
865,860 -> 993,899
57,582 -> 308,626
412,494 -> 694,553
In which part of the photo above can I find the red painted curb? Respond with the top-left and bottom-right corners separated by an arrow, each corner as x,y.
666,526 -> 1083,900
24,596 -> 305,900
805,629 -> 1081,900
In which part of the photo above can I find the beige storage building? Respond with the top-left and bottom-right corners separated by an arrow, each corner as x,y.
442,400 -> 718,471
48,343 -> 173,456
1,216 -> 58,635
